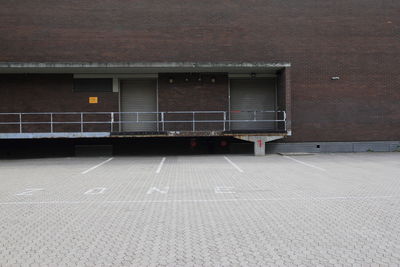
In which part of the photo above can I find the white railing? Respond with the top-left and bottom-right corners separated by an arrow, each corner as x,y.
0,111 -> 286,133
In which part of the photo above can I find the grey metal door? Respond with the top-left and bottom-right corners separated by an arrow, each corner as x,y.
230,78 -> 276,131
120,79 -> 157,132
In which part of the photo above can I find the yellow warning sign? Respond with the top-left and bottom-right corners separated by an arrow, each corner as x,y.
89,97 -> 98,104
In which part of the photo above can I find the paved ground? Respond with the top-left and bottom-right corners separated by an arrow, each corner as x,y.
0,153 -> 399,266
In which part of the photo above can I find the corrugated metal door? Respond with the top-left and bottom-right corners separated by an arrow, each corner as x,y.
230,78 -> 276,131
120,79 -> 157,132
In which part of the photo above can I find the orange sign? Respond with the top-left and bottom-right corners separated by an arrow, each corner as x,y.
89,97 -> 98,104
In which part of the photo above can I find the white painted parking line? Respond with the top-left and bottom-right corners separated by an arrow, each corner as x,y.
283,156 -> 327,172
224,156 -> 244,173
0,195 -> 396,205
15,188 -> 44,196
215,186 -> 235,194
147,186 -> 169,194
84,187 -> 107,195
81,157 -> 114,174
156,157 -> 166,174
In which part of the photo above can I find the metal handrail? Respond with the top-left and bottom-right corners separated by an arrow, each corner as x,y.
0,111 -> 287,133
0,110 -> 283,115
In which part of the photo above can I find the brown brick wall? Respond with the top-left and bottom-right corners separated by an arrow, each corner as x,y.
277,68 -> 291,132
0,75 -> 118,133
0,0 -> 399,141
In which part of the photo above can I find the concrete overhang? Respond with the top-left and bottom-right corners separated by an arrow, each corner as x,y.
0,62 -> 291,74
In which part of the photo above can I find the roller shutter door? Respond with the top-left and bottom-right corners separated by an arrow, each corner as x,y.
120,79 -> 157,132
230,78 -> 276,131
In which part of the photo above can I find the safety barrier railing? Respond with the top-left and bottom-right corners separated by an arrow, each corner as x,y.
0,111 -> 286,133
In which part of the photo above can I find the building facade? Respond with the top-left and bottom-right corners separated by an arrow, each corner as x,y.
0,1 -> 399,154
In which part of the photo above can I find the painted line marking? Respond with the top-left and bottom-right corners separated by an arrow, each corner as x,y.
84,187 -> 107,195
81,157 -> 114,174
15,188 -> 44,196
215,186 -> 236,194
147,186 -> 169,194
0,195 -> 396,205
283,156 -> 327,172
156,157 -> 166,174
224,156 -> 244,173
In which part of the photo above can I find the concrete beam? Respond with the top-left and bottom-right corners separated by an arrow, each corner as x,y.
234,135 -> 284,156
0,62 -> 291,69
0,132 -> 110,139
0,62 -> 291,74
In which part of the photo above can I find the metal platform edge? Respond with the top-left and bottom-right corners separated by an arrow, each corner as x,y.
0,131 -> 289,139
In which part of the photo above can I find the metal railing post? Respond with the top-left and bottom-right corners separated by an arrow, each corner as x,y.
50,113 -> 53,133
223,112 -> 226,131
19,113 -> 22,133
110,112 -> 114,132
161,112 -> 165,131
80,112 -> 83,132
253,111 -> 257,121
192,112 -> 195,132
228,111 -> 231,131
283,111 -> 287,131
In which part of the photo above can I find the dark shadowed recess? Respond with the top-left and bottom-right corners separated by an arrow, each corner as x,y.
0,137 -> 253,159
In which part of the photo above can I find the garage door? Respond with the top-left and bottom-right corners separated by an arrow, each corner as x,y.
230,78 -> 276,131
120,79 -> 157,132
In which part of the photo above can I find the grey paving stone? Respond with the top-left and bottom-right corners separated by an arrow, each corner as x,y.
0,153 -> 399,266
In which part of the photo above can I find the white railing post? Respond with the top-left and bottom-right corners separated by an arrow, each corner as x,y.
223,112 -> 226,131
253,111 -> 257,121
110,112 -> 114,132
228,111 -> 231,131
192,112 -> 195,132
161,112 -> 165,131
283,111 -> 287,131
50,113 -> 53,133
80,112 -> 83,132
19,113 -> 22,133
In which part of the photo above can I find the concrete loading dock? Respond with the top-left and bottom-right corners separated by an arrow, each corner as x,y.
0,62 -> 292,156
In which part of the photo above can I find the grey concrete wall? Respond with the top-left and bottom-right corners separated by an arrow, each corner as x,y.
266,141 -> 400,153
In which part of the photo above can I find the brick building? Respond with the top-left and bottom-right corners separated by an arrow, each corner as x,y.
0,1 -> 399,154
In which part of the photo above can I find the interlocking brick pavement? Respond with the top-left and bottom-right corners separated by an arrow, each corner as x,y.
0,153 -> 399,266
